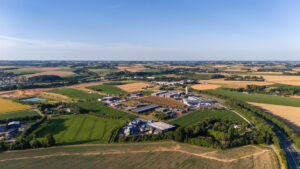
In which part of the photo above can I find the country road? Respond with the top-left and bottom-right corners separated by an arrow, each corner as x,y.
274,129 -> 300,169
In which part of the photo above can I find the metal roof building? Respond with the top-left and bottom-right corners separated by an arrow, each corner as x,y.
132,104 -> 160,114
148,122 -> 175,133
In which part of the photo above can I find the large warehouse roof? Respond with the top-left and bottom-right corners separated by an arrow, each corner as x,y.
148,122 -> 175,131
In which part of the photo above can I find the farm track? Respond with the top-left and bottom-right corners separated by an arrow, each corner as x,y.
0,144 -> 270,163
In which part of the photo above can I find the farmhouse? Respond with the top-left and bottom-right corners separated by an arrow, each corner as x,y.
148,122 -> 175,133
132,104 -> 160,114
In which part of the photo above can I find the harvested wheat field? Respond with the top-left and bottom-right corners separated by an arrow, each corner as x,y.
25,71 -> 74,78
117,82 -> 150,92
249,102 -> 300,136
199,79 -> 273,88
262,75 -> 300,86
191,84 -> 221,90
0,99 -> 31,113
138,96 -> 185,108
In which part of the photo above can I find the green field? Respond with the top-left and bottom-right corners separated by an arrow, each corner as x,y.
33,114 -> 125,144
87,84 -> 124,95
7,69 -> 41,75
208,89 -> 300,107
0,110 -> 39,120
0,142 -> 278,169
268,83 -> 300,89
76,101 -> 135,119
50,88 -> 103,100
170,110 -> 245,127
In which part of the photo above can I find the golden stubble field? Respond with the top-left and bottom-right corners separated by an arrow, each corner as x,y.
0,98 -> 31,113
262,75 -> 300,86
249,102 -> 300,136
191,84 -> 221,90
116,82 -> 151,92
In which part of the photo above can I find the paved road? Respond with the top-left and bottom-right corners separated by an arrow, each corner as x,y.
274,128 -> 300,169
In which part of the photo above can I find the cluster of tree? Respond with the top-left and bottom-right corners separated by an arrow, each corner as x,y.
230,85 -> 267,93
230,84 -> 300,96
283,72 -> 300,76
225,75 -> 264,81
152,112 -> 169,120
20,116 -> 47,138
28,75 -> 63,82
0,133 -> 55,151
257,68 -> 292,72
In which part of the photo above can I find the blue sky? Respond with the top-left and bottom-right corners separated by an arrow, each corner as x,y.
0,0 -> 300,60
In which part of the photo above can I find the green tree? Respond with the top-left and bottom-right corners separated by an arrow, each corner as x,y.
174,127 -> 185,142
43,133 -> 56,147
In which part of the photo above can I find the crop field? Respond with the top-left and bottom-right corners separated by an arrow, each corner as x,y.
249,102 -> 300,136
0,142 -> 279,169
262,75 -> 300,86
33,114 -> 126,145
0,99 -> 31,113
25,71 -> 75,78
50,88 -> 103,99
116,82 -> 151,92
7,67 -> 75,77
268,83 -> 300,89
76,101 -> 135,119
191,84 -> 221,90
87,84 -> 124,95
7,70 -> 41,75
138,96 -> 185,108
208,89 -> 300,107
199,79 -> 273,88
170,110 -> 245,127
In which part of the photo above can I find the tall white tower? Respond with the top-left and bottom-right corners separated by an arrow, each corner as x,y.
185,86 -> 189,95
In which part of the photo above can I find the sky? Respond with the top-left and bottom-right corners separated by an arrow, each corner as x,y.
0,0 -> 300,61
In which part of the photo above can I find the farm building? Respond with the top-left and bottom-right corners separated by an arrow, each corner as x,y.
151,91 -> 168,96
132,104 -> 160,114
8,121 -> 20,129
148,122 -> 175,133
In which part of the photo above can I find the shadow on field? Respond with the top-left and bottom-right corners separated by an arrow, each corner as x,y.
35,118 -> 68,137
252,105 -> 300,137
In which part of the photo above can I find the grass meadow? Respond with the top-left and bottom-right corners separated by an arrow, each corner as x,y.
33,114 -> 126,145
87,84 -> 125,95
170,110 -> 245,127
50,88 -> 103,100
208,89 -> 300,107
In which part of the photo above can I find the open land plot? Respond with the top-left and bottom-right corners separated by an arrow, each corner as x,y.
191,84 -> 221,90
0,142 -> 279,169
248,102 -> 300,136
50,88 -> 103,100
117,65 -> 146,72
76,101 -> 135,119
199,79 -> 273,88
0,99 -> 31,113
116,82 -> 151,92
7,67 -> 75,77
170,110 -> 245,127
87,84 -> 125,95
33,114 -> 126,145
0,110 -> 39,121
138,96 -> 185,108
208,89 -> 300,107
0,88 -> 51,98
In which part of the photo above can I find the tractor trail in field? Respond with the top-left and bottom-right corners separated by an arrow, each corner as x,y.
0,145 -> 270,163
